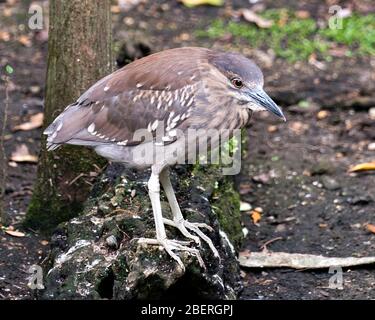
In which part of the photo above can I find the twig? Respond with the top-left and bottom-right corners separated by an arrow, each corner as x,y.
68,173 -> 86,185
260,236 -> 283,250
0,74 -> 10,224
239,251 -> 375,269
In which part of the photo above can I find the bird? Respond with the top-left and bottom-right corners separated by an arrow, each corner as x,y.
44,47 -> 285,270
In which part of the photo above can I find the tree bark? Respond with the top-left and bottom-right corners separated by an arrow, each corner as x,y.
0,76 -> 8,225
25,0 -> 112,232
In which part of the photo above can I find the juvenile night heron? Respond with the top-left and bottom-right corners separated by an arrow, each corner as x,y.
44,47 -> 285,269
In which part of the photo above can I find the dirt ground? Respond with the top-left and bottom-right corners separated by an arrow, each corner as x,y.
0,0 -> 374,299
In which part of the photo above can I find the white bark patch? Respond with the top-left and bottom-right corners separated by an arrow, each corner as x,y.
219,230 -> 235,254
54,240 -> 92,265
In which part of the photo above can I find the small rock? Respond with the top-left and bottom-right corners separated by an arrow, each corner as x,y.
242,227 -> 249,237
347,195 -> 373,205
275,224 -> 286,233
310,161 -> 334,176
369,107 -> 375,120
98,203 -> 110,214
368,142 -> 375,151
106,235 -> 118,249
240,201 -> 252,212
29,85 -> 41,94
321,176 -> 340,191
317,110 -> 330,120
252,173 -> 270,184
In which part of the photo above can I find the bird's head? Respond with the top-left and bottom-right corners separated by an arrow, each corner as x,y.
209,51 -> 286,121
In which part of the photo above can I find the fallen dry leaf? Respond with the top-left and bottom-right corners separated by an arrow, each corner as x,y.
317,110 -> 330,120
111,5 -> 121,13
308,53 -> 326,70
180,0 -> 223,8
3,7 -> 12,17
277,10 -> 289,27
251,210 -> 261,224
241,9 -> 273,28
239,182 -> 252,195
18,35 -> 32,47
40,240 -> 49,246
295,10 -> 310,19
366,224 -> 375,234
5,229 -> 25,237
118,0 -> 144,11
10,144 -> 38,163
12,112 -> 44,131
289,121 -> 309,134
0,31 -> 10,41
349,161 -> 375,173
268,125 -> 278,133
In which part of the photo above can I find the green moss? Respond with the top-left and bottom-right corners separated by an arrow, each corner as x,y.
24,192 -> 83,234
197,9 -> 375,61
112,255 -> 129,281
25,145 -> 106,234
192,165 -> 243,249
211,177 -> 242,249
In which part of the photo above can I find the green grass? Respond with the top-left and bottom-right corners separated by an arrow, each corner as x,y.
321,13 -> 375,56
197,9 -> 375,61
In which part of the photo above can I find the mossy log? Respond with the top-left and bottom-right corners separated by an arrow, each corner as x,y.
41,164 -> 244,299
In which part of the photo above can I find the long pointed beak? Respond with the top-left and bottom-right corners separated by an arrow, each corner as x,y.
248,89 -> 286,121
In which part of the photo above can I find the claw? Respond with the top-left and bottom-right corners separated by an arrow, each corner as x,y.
137,237 -> 206,270
163,218 -> 220,261
163,218 -> 201,245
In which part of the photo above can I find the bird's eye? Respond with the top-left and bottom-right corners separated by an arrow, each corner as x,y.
231,77 -> 243,89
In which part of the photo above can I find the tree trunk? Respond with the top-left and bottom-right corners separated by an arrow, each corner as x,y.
25,0 -> 112,233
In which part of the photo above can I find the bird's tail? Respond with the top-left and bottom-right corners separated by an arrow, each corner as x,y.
43,102 -> 87,151
46,141 -> 61,151
43,114 -> 63,151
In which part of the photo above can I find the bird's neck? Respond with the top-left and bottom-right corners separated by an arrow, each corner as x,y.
238,107 -> 253,128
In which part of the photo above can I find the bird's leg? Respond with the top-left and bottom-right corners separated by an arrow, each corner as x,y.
137,167 -> 205,270
160,169 -> 220,259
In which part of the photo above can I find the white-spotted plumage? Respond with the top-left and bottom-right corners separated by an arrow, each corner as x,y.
151,120 -> 159,131
117,140 -> 128,146
87,123 -> 95,133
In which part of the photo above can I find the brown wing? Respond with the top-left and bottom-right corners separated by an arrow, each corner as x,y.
44,47 -> 210,150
